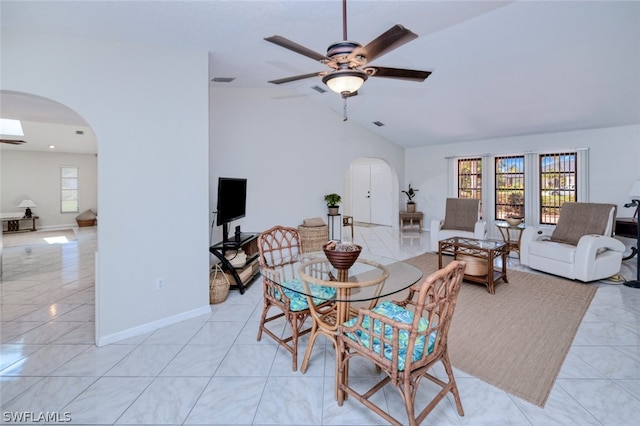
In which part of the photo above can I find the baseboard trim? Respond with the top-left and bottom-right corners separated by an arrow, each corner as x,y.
96,304 -> 212,347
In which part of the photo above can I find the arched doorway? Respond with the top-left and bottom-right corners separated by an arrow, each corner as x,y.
0,89 -> 98,330
347,157 -> 398,227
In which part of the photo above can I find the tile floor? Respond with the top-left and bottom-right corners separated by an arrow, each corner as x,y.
1,225 -> 639,425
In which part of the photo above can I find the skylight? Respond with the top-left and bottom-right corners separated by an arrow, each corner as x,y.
0,118 -> 24,136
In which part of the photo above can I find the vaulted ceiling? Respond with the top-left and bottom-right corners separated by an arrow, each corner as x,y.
1,0 -> 639,153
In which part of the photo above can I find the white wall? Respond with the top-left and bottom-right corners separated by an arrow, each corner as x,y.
406,124 -> 640,237
1,151 -> 97,228
1,32 -> 211,344
209,87 -> 406,244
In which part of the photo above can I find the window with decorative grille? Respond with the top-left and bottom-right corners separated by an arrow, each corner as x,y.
458,158 -> 482,200
495,155 -> 524,220
539,152 -> 576,224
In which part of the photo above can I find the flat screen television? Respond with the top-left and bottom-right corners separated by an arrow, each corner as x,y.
216,177 -> 247,242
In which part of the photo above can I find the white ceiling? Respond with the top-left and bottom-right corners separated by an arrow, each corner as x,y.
1,0 -> 639,153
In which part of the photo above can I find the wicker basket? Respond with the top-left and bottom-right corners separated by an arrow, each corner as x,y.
457,254 -> 488,276
76,218 -> 96,227
298,224 -> 329,253
209,264 -> 230,304
323,244 -> 362,270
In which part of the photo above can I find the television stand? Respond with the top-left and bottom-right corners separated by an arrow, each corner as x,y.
210,232 -> 260,294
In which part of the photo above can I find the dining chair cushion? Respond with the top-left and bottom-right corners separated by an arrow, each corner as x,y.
343,301 -> 435,371
280,278 -> 336,311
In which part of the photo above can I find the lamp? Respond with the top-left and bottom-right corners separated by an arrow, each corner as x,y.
18,199 -> 37,218
624,180 -> 640,289
322,69 -> 367,97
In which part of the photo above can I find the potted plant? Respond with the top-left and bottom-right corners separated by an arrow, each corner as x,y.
324,193 -> 342,215
402,184 -> 419,212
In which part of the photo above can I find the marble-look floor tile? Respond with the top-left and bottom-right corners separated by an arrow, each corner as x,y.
52,344 -> 136,376
215,344 -> 277,377
62,377 -> 153,424
184,377 -> 266,424
115,377 -> 209,424
104,344 -> 184,377
160,344 -> 229,376
0,344 -> 90,376
253,376 -> 325,425
557,378 -> 640,425
1,376 -> 96,413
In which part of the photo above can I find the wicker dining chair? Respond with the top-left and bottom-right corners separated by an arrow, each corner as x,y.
336,260 -> 466,426
256,225 -> 335,371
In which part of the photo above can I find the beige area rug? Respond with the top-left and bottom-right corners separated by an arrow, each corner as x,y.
2,229 -> 77,248
403,253 -> 596,408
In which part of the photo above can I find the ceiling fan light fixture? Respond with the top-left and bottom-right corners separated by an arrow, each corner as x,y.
322,70 -> 367,95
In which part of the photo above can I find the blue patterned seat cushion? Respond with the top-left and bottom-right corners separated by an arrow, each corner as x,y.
343,301 -> 436,371
279,278 -> 336,311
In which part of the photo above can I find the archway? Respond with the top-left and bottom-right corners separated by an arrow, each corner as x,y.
0,90 -> 98,334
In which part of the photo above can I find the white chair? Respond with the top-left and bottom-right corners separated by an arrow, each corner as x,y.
430,198 -> 486,252
520,202 -> 625,282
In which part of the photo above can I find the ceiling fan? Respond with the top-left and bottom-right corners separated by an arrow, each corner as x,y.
264,0 -> 431,100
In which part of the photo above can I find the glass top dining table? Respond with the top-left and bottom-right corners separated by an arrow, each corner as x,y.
262,251 -> 424,303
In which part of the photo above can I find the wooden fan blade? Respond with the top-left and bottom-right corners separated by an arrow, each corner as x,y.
349,24 -> 418,64
264,35 -> 329,62
367,67 -> 431,81
268,72 -> 324,85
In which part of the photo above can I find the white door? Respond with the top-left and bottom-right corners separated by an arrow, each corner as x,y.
370,162 -> 392,225
352,164 -> 371,223
351,160 -> 393,226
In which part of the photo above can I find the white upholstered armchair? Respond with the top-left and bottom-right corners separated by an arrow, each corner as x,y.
520,202 -> 625,282
430,198 -> 486,252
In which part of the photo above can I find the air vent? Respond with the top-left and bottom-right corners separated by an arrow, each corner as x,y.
211,77 -> 236,83
373,121 -> 385,127
76,130 -> 84,135
0,139 -> 26,145
311,85 -> 327,94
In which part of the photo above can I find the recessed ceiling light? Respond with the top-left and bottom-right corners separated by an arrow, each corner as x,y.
48,145 -> 56,149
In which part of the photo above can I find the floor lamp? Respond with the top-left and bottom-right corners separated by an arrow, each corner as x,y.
623,180 -> 640,288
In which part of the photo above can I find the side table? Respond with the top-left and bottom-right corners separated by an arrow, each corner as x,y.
399,211 -> 423,232
496,222 -> 525,259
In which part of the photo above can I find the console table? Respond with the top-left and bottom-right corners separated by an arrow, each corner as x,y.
210,233 -> 260,294
615,217 -> 638,260
2,215 -> 39,233
399,211 -> 423,232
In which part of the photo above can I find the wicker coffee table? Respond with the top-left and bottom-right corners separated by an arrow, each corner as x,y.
438,236 -> 508,294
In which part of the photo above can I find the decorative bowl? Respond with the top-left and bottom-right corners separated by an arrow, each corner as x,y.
323,243 -> 362,270
505,217 -> 523,226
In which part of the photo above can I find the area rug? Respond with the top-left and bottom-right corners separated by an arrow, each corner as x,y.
2,229 -> 77,247
403,253 -> 596,408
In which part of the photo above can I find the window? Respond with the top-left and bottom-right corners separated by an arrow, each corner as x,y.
450,149 -> 587,226
495,155 -> 524,220
61,166 -> 78,213
458,158 -> 482,199
539,152 -> 576,224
